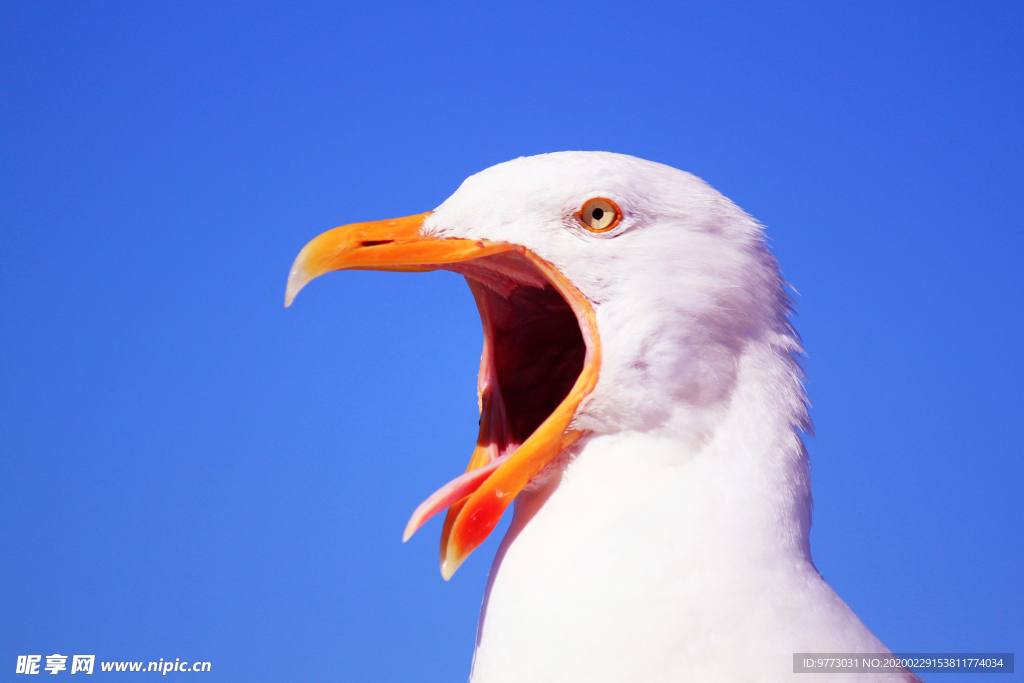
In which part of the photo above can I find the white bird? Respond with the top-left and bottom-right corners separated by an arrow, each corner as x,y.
286,152 -> 921,682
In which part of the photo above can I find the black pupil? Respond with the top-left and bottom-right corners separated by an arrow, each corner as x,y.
591,208 -> 604,221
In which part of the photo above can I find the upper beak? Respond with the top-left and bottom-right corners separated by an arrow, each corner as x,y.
286,211 -> 600,579
285,212 -> 511,306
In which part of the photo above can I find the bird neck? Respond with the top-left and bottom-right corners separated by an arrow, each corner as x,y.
523,329 -> 813,566
470,335 -> 825,680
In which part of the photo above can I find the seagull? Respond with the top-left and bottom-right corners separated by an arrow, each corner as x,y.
285,152 -> 921,682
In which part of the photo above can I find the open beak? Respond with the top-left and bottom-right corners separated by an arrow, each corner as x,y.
286,212 -> 600,579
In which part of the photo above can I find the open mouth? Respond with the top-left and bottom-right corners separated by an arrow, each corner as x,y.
465,253 -> 588,459
285,213 -> 600,577
403,251 -> 590,539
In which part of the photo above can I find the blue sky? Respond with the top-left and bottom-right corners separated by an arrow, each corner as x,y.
1,1 -> 1021,681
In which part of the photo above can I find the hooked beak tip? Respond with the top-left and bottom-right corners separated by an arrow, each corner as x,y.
284,260 -> 313,308
283,279 -> 300,308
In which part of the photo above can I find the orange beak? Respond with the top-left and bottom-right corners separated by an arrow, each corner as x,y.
285,212 -> 600,579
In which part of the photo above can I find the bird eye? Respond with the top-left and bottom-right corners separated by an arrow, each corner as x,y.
578,198 -> 622,233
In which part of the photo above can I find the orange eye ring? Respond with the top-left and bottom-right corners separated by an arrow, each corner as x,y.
576,197 -> 622,233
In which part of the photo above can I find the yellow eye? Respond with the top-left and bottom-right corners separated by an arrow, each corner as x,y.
578,197 -> 622,232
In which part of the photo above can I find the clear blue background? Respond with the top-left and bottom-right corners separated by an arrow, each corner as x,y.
2,2 -> 1021,681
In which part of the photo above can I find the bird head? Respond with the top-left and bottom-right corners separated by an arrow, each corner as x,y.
286,152 -> 791,579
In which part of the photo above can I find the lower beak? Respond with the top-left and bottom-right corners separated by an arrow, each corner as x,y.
286,212 -> 599,579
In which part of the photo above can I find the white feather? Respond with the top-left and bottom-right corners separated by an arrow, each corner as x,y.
424,153 -> 915,682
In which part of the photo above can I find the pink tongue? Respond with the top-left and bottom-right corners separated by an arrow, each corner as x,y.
402,454 -> 511,542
